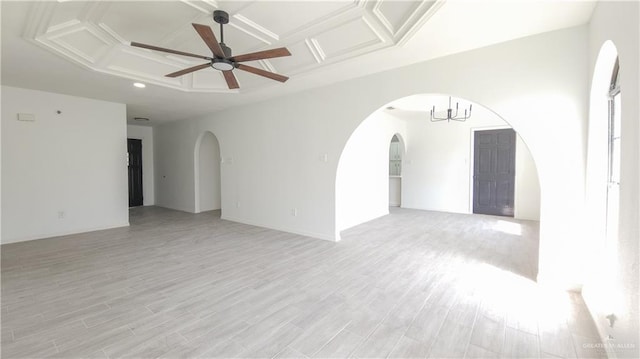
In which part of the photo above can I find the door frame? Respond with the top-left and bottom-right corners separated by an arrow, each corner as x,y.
468,125 -> 513,214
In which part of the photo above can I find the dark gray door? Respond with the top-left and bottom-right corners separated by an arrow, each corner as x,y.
128,139 -> 143,207
473,129 -> 516,217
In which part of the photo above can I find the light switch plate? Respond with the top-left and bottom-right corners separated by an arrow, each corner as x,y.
17,113 -> 35,122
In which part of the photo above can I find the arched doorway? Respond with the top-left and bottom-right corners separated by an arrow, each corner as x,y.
194,131 -> 221,214
336,94 -> 541,241
335,92 -> 544,281
334,106 -> 407,234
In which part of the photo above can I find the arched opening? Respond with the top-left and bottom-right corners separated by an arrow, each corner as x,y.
389,134 -> 405,207
336,93 -> 541,276
336,94 -> 540,279
334,105 -> 407,235
194,131 -> 221,214
336,94 -> 541,233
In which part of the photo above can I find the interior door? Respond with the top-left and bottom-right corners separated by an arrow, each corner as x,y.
127,139 -> 143,207
473,129 -> 516,216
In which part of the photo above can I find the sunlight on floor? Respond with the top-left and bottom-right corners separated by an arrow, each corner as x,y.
454,259 -> 572,331
490,220 -> 523,236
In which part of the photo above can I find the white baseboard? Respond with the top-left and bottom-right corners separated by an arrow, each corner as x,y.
1,221 -> 130,245
220,215 -> 337,242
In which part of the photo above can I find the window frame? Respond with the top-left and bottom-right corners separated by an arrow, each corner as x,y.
607,58 -> 621,186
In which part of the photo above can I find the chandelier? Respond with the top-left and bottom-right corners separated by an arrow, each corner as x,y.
430,96 -> 472,122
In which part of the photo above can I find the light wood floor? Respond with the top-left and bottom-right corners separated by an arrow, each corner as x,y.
1,207 -> 605,358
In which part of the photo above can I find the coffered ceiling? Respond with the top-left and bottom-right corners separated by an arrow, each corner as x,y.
24,1 -> 440,92
1,1 -> 596,125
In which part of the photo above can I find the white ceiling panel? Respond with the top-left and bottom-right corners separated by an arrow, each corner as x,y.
49,1 -> 88,28
107,49 -> 184,81
192,68 -> 229,90
311,17 -> 385,59
164,26 -> 214,57
234,67 -> 275,89
374,0 -> 421,34
99,2 -> 203,45
234,1 -> 356,38
51,26 -> 111,63
1,0 -> 597,124
269,40 -> 318,75
222,22 -> 273,53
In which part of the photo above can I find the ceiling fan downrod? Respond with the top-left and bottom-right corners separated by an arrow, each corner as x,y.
213,10 -> 231,57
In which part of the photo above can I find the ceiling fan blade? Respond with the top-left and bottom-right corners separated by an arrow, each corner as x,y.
192,23 -> 225,58
237,64 -> 289,83
223,71 -> 239,89
166,63 -> 211,77
231,47 -> 291,62
131,42 -> 211,60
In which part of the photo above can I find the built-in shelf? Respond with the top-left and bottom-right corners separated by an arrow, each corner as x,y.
389,137 -> 402,206
389,140 -> 402,176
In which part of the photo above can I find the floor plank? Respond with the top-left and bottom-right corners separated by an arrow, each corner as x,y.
1,207 -> 603,358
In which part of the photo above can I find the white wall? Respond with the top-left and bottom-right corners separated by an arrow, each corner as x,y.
196,131 -> 221,212
335,111 -> 407,233
583,2 -> 639,357
155,121 -> 195,213
1,86 -> 128,244
155,96 -> 343,240
389,178 -> 401,207
155,26 -> 588,287
514,136 -> 541,220
127,125 -> 155,206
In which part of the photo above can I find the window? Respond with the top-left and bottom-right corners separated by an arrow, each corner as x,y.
606,57 -> 620,240
608,58 -> 621,185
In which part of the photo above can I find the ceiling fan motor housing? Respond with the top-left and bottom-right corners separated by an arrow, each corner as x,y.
220,43 -> 232,58
213,10 -> 229,25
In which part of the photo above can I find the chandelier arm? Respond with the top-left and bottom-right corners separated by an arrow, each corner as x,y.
428,97 -> 472,122
453,103 -> 460,118
431,113 -> 449,120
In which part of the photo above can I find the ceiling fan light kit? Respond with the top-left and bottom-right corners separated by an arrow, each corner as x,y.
211,58 -> 234,71
130,10 -> 291,90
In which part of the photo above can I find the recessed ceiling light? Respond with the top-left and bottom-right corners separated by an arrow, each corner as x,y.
386,106 -> 395,110
134,117 -> 150,122
133,82 -> 146,88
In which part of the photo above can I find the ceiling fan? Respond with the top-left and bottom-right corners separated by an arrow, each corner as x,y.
130,10 -> 291,89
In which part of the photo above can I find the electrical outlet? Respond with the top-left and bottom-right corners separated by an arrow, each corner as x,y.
57,211 -> 65,219
236,201 -> 240,208
291,208 -> 298,216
